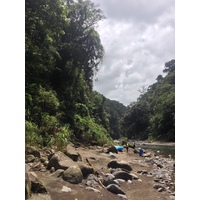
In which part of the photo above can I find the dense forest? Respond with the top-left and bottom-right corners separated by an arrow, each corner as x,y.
25,0 -> 175,149
122,59 -> 175,142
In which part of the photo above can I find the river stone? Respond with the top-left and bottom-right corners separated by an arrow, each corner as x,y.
85,187 -> 100,193
26,146 -> 41,158
102,179 -> 120,187
64,143 -> 82,161
112,171 -> 133,181
107,160 -> 132,171
50,169 -> 64,178
47,151 -> 75,170
117,194 -> 127,199
106,184 -> 125,195
26,155 -> 36,163
63,165 -> 83,184
78,163 -> 94,178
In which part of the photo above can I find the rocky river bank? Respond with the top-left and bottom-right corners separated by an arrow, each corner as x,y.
25,143 -> 175,200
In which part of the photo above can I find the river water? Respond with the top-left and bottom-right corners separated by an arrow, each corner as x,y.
135,143 -> 175,159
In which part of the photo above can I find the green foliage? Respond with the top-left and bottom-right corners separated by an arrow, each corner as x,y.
50,125 -> 72,151
74,114 -> 111,146
122,60 -> 175,142
25,121 -> 42,147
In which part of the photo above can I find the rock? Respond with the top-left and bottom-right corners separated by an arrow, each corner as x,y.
25,155 -> 36,163
50,169 -> 64,178
26,146 -> 41,158
117,194 -> 127,199
112,171 -> 133,181
102,179 -> 120,187
61,186 -> 72,192
107,145 -> 118,154
62,165 -> 83,184
78,163 -> 94,178
130,173 -> 139,180
106,184 -> 125,195
153,184 -> 166,191
105,173 -> 115,180
25,165 -> 32,199
32,162 -> 42,171
85,187 -> 100,193
64,143 -> 82,161
157,187 -> 166,192
28,193 -> 51,200
86,174 -> 99,186
29,172 -> 48,194
47,151 -> 75,170
107,160 -> 132,171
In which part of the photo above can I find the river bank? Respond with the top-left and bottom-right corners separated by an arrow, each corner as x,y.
25,143 -> 175,200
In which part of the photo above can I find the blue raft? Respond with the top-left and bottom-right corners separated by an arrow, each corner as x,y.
115,145 -> 124,151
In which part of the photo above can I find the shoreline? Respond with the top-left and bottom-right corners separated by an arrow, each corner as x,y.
134,141 -> 175,146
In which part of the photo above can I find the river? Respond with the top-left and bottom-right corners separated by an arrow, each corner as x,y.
135,143 -> 175,159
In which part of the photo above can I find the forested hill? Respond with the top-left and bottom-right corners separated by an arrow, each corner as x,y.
25,0 -> 126,148
121,59 -> 175,142
25,0 -> 174,149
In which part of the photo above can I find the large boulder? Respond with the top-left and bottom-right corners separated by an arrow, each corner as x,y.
107,160 -> 132,171
47,151 -> 75,170
62,165 -> 83,184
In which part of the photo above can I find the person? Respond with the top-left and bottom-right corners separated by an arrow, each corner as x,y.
125,142 -> 129,153
139,148 -> 143,156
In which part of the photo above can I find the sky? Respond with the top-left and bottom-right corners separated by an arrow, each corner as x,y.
91,0 -> 175,106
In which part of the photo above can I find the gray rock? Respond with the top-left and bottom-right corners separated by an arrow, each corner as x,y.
50,169 -> 64,178
78,163 -> 94,178
106,184 -> 125,195
117,194 -> 127,199
47,151 -> 75,170
26,146 -> 41,158
64,143 -> 82,161
112,171 -> 132,181
107,160 -> 132,171
85,187 -> 100,193
102,179 -> 120,187
63,165 -> 83,184
26,155 -> 36,163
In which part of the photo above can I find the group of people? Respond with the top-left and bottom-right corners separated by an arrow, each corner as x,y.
122,141 -> 144,156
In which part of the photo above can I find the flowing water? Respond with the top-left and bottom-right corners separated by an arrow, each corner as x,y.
135,143 -> 175,159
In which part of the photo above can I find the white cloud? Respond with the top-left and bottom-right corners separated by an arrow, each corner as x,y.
91,0 -> 175,106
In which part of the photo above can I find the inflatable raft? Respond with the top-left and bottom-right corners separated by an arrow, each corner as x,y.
115,145 -> 124,151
